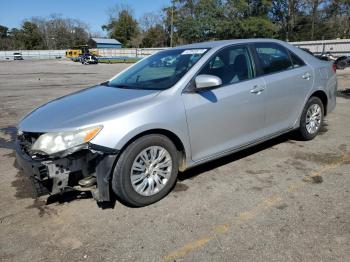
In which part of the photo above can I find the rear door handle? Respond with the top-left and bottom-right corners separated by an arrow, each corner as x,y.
302,72 -> 312,80
250,85 -> 265,94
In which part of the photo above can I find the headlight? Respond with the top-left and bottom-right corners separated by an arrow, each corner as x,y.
31,125 -> 102,155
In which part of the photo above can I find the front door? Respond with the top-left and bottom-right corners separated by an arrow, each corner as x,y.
182,45 -> 267,162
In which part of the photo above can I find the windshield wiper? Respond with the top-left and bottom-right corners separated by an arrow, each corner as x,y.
100,81 -> 135,89
109,83 -> 138,89
100,81 -> 109,86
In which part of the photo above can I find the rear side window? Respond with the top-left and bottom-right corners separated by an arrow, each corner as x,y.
255,43 -> 293,74
289,51 -> 305,68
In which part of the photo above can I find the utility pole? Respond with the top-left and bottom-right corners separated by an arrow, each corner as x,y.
311,0 -> 319,40
170,2 -> 174,47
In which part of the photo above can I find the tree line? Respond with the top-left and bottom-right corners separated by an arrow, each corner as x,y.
0,14 -> 90,50
1,0 -> 350,50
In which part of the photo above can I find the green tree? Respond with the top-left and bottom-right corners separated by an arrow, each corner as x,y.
142,25 -> 167,47
271,0 -> 305,41
172,0 -> 226,43
103,9 -> 139,47
225,0 -> 277,38
0,25 -> 13,50
0,25 -> 9,38
18,21 -> 44,49
321,0 -> 350,39
166,0 -> 277,44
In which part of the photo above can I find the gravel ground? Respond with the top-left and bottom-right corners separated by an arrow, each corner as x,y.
0,60 -> 349,262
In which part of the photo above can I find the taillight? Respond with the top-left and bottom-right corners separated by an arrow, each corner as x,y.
332,63 -> 337,73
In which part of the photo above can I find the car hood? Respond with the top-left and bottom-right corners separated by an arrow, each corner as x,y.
19,85 -> 161,132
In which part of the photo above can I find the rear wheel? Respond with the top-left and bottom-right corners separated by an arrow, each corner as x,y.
296,96 -> 324,140
111,134 -> 179,207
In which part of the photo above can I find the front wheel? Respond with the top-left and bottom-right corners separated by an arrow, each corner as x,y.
112,134 -> 179,207
296,96 -> 324,140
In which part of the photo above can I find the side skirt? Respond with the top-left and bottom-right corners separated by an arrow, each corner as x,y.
186,127 -> 294,170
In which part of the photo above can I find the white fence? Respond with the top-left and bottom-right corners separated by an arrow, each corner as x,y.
0,50 -> 66,60
290,39 -> 350,55
0,48 -> 166,60
1,39 -> 349,60
94,48 -> 167,58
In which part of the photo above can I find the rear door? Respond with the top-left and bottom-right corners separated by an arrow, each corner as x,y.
253,42 -> 313,134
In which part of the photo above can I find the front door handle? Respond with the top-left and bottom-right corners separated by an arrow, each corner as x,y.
250,86 -> 265,95
302,72 -> 312,80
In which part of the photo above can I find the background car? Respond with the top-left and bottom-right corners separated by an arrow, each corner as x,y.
13,52 -> 23,60
300,48 -> 349,70
80,53 -> 98,65
334,55 -> 350,69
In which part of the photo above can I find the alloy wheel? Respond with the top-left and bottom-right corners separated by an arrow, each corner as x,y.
305,104 -> 322,134
130,146 -> 173,196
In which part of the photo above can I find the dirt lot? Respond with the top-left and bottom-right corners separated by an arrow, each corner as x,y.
0,60 -> 349,262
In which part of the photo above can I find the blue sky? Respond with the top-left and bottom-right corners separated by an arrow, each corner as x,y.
0,0 -> 170,35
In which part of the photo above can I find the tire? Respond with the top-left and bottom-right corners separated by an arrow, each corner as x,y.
111,134 -> 179,207
336,61 -> 346,70
296,96 -> 324,141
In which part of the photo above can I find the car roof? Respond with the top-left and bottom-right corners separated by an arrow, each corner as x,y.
171,38 -> 325,67
174,38 -> 286,49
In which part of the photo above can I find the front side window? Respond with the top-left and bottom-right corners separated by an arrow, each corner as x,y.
255,43 -> 293,74
108,48 -> 208,90
198,45 -> 254,85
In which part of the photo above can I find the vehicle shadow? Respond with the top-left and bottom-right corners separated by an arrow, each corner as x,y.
178,133 -> 291,181
13,132 -> 294,209
46,133 -> 293,209
337,88 -> 350,99
46,190 -> 117,209
46,191 -> 93,204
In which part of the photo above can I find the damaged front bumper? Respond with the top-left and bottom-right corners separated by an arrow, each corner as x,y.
15,135 -> 119,203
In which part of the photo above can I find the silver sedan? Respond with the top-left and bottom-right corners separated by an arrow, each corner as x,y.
15,39 -> 337,206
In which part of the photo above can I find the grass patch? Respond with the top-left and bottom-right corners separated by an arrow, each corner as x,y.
98,58 -> 140,64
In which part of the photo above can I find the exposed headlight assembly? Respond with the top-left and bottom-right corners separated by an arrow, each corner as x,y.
31,125 -> 102,155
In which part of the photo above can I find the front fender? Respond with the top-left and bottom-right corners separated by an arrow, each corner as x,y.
90,96 -> 192,167
115,123 -> 190,156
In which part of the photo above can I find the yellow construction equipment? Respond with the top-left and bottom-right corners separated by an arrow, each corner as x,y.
65,45 -> 98,61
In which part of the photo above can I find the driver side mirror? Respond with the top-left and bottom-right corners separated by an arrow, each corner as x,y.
194,74 -> 222,90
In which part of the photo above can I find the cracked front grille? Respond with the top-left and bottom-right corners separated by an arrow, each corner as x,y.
17,132 -> 48,160
17,132 -> 49,179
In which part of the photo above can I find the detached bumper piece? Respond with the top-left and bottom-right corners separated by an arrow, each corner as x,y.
15,132 -> 118,203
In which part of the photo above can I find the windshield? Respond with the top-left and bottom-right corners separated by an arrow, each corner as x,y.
108,48 -> 209,90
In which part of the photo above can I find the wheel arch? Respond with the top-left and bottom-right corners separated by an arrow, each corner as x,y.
310,90 -> 328,115
117,128 -> 188,172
